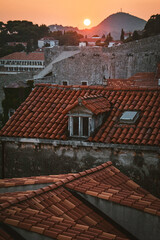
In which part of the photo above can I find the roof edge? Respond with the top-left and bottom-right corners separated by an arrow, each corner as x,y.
1,137 -> 160,151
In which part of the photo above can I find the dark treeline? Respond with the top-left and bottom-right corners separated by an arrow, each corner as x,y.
0,20 -> 83,57
0,20 -> 49,57
123,14 -> 160,43
49,30 -> 83,46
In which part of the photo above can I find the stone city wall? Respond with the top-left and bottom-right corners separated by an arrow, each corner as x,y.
44,35 -> 160,84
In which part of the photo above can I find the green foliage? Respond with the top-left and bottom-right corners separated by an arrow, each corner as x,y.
50,30 -> 83,46
120,28 -> 124,41
0,44 -> 25,58
124,14 -> 160,43
132,30 -> 140,40
104,33 -> 113,46
144,14 -> 160,36
0,20 -> 49,57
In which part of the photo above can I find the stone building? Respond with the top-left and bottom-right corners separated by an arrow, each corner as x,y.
34,35 -> 160,85
0,52 -> 45,74
38,37 -> 59,48
0,83 -> 159,197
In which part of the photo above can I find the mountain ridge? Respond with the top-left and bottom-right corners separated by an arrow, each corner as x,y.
49,12 -> 147,40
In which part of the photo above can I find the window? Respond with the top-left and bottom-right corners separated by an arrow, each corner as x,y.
62,81 -> 68,86
81,81 -> 88,86
82,117 -> 89,136
70,116 -> 90,137
120,111 -> 139,123
73,117 -> 79,135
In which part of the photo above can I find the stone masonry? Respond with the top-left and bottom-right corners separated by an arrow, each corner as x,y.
41,35 -> 160,85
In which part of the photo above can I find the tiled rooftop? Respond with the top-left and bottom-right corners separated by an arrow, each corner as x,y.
64,95 -> 111,115
0,174 -> 130,239
0,162 -> 160,217
0,174 -> 74,188
0,52 -> 44,61
0,84 -> 159,146
107,72 -> 158,88
65,162 -> 160,217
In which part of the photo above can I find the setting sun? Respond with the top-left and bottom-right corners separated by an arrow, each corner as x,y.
83,18 -> 91,26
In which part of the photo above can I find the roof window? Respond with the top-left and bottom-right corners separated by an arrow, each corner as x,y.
120,111 -> 139,123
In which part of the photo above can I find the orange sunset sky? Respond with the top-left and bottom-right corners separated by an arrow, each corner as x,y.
1,0 -> 160,29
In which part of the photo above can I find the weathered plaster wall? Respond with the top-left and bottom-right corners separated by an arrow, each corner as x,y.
1,139 -> 160,197
44,35 -> 160,85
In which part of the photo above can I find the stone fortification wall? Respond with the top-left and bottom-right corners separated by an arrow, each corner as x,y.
103,34 -> 160,78
44,35 -> 160,84
45,46 -> 80,66
50,48 -> 109,85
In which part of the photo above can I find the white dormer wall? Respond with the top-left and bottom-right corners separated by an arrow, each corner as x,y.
68,105 -> 106,138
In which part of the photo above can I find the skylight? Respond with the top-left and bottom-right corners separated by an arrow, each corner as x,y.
120,111 -> 139,123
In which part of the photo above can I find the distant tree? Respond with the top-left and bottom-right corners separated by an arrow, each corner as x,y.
120,28 -> 124,41
50,30 -> 63,38
58,31 -> 83,46
132,30 -> 140,40
0,20 -> 50,56
39,24 -> 50,38
104,33 -> 113,46
144,14 -> 160,36
26,40 -> 33,53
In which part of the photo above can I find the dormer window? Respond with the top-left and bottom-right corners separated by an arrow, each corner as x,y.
64,95 -> 111,139
120,111 -> 139,124
70,116 -> 90,137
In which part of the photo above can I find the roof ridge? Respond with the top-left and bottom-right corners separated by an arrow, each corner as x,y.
35,84 -> 160,91
0,162 -> 113,210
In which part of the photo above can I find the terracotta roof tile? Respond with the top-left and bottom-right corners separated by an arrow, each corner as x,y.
0,182 -> 129,240
1,85 -> 159,146
0,52 -> 44,60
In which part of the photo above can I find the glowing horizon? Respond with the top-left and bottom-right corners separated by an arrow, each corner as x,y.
1,0 -> 160,29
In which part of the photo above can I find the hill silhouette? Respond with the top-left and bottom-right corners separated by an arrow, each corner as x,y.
49,12 -> 147,40
79,12 -> 147,39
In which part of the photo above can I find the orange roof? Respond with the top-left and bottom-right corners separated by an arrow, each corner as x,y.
0,161 -> 160,217
65,162 -> 160,217
1,162 -> 160,239
107,72 -> 158,88
0,52 -> 44,61
0,85 -> 159,146
64,95 -> 111,115
0,167 -> 131,239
